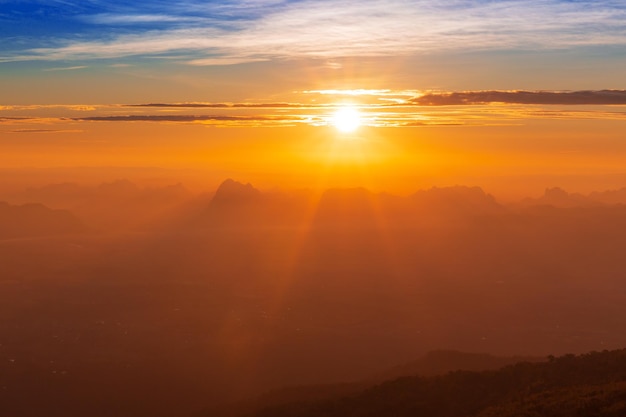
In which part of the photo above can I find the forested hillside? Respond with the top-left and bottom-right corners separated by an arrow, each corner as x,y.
246,349 -> 626,417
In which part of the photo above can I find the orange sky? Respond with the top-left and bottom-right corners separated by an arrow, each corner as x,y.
2,1 -> 626,199
3,109 -> 626,200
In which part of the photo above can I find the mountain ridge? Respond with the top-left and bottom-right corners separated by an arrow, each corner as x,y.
200,350 -> 545,417
244,349 -> 626,417
0,201 -> 85,239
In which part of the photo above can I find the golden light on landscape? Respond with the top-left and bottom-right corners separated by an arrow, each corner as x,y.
332,106 -> 362,133
4,1 -> 626,416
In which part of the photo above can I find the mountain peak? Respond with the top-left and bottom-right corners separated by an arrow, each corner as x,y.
211,179 -> 260,205
411,185 -> 502,215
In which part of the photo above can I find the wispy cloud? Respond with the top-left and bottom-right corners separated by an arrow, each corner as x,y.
186,57 -> 268,66
74,115 -> 284,121
303,89 -> 410,97
42,65 -> 88,72
72,114 -> 308,127
7,129 -> 83,134
0,104 -> 102,111
0,117 -> 32,122
81,13 -> 207,25
2,1 -> 626,64
125,102 -> 310,108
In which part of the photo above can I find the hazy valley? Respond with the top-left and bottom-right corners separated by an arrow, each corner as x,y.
2,179 -> 626,416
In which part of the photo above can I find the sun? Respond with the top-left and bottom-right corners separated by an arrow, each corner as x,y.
332,107 -> 362,133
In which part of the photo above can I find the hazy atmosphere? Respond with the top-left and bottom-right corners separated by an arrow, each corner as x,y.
2,1 -> 626,416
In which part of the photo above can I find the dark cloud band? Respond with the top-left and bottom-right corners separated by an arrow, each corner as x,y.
124,103 -> 307,109
410,90 -> 626,106
74,115 -> 299,122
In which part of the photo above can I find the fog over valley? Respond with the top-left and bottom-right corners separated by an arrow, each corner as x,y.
2,178 -> 626,416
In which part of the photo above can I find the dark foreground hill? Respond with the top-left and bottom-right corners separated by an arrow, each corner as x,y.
202,350 -> 543,417
243,349 -> 626,417
368,349 -> 543,383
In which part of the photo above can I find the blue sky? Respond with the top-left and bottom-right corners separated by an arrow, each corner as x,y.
1,0 -> 626,104
2,0 -> 626,65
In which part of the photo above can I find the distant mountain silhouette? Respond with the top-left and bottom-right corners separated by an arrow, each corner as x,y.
309,185 -> 504,229
0,201 -> 85,238
20,182 -> 85,205
410,186 -> 505,217
516,186 -> 626,209
96,178 -> 140,196
198,180 -> 626,232
519,187 -> 597,208
200,179 -> 313,227
210,179 -> 261,206
14,179 -> 192,231
589,187 -> 626,205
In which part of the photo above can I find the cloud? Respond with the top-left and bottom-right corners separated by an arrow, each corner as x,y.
3,0 -> 626,64
0,117 -> 32,122
185,57 -> 268,66
324,61 -> 343,70
124,102 -> 309,108
7,129 -> 83,134
72,114 -> 307,126
81,13 -> 206,25
410,90 -> 626,106
42,66 -> 88,72
4,89 -> 626,130
75,115 -> 270,121
518,109 -> 626,120
304,89 -> 401,97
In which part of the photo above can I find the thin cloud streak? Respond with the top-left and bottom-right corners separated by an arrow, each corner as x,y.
125,102 -> 315,108
81,14 -> 208,25
186,57 -> 268,66
7,129 -> 83,134
4,108 -> 626,130
71,114 -> 309,127
74,115 -> 290,121
42,66 -> 88,72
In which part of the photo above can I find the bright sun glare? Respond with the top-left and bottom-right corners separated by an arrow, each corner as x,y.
332,107 -> 361,133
